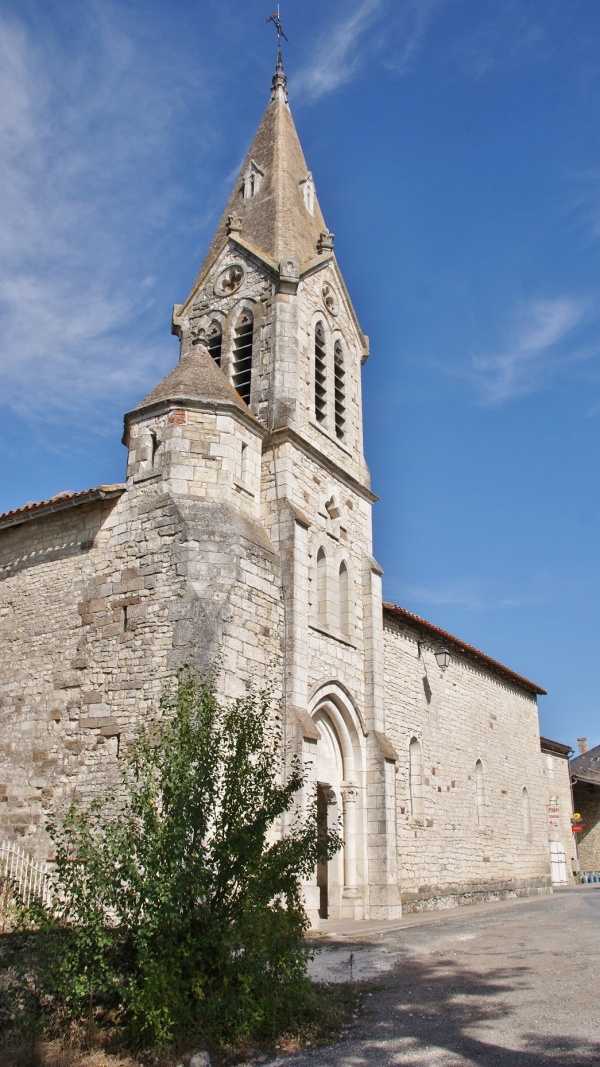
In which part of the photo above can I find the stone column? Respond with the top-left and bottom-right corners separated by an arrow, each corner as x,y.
342,784 -> 360,891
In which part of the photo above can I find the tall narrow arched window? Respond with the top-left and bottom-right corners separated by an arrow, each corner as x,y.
522,787 -> 532,841
316,547 -> 327,626
314,322 -> 327,424
475,760 -> 486,828
232,310 -> 253,404
339,560 -> 350,637
409,738 -> 424,823
207,321 -> 222,366
334,340 -> 345,440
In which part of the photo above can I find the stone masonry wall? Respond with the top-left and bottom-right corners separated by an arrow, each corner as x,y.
540,748 -> 577,879
383,612 -> 552,910
0,473 -> 282,861
572,782 -> 600,873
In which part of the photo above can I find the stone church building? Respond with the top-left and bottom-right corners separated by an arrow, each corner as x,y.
0,59 -> 568,921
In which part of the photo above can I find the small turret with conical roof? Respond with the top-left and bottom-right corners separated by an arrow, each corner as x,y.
123,336 -> 265,518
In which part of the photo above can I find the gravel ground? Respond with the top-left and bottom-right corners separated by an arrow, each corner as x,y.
270,886 -> 600,1066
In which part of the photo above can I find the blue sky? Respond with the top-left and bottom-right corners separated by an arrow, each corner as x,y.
1,0 -> 599,753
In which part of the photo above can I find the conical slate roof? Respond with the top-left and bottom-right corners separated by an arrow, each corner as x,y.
132,347 -> 248,415
195,71 -> 328,284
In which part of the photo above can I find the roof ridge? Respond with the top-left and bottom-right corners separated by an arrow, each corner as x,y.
383,600 -> 546,696
0,485 -> 125,528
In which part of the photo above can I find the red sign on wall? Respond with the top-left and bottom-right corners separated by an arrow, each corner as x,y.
572,825 -> 583,833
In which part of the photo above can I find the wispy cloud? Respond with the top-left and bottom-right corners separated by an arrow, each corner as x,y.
0,7 -> 207,428
293,0 -> 441,102
453,4 -> 548,82
397,568 -> 574,613
399,579 -> 540,613
466,296 -> 594,406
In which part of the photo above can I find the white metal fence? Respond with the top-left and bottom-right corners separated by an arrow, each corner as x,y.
0,840 -> 51,906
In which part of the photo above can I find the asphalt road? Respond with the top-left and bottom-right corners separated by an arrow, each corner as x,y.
279,887 -> 600,1066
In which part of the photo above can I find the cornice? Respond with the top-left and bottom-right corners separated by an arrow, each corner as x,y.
266,425 -> 377,503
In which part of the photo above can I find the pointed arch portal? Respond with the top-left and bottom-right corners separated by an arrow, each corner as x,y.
305,686 -> 365,920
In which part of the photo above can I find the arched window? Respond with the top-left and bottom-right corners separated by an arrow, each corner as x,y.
314,322 -> 327,424
242,161 -> 263,199
522,787 -> 532,841
300,173 -> 315,215
232,310 -> 253,404
316,547 -> 327,626
207,321 -> 222,366
334,340 -> 345,440
409,738 -> 424,823
339,560 -> 350,637
475,760 -> 486,828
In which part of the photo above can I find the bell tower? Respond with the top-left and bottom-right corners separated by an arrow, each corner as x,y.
167,51 -> 401,920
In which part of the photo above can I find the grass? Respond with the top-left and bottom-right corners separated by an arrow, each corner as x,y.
0,981 -> 363,1067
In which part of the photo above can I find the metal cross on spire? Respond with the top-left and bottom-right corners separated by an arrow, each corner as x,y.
266,5 -> 288,98
266,6 -> 288,45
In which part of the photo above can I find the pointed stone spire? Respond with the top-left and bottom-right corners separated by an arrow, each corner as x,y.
192,62 -> 330,287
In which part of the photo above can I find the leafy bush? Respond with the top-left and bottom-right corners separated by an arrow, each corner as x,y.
10,671 -> 340,1049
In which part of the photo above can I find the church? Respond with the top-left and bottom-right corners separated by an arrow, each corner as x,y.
0,54 -> 574,922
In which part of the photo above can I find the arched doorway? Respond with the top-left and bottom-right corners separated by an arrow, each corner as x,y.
305,688 -> 365,921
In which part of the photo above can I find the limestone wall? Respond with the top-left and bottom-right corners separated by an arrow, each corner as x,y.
383,611 -> 552,910
572,782 -> 600,872
540,746 -> 577,880
0,475 -> 282,860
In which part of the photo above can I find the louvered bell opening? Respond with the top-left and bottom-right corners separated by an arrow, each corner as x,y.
207,325 -> 222,367
232,316 -> 253,404
315,323 -> 327,424
334,341 -> 345,439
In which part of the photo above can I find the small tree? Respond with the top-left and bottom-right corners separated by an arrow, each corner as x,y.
16,671 -> 340,1047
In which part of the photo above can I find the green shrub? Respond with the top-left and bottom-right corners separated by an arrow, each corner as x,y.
11,671 -> 341,1049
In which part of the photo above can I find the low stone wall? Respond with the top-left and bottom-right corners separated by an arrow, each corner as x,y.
401,876 -> 552,913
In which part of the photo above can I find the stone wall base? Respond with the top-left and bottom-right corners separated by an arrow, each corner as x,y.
401,877 -> 552,914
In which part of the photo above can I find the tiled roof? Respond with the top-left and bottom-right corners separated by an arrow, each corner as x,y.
0,485 -> 125,530
382,602 -> 546,696
540,736 -> 573,757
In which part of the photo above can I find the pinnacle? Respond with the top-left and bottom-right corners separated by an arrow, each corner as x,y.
271,44 -> 287,100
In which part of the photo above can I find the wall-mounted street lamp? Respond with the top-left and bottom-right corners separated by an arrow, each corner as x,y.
434,646 -> 451,671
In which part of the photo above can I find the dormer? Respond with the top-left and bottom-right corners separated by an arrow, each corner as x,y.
300,173 -> 315,216
242,160 -> 264,200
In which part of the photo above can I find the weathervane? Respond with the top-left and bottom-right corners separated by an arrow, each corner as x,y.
266,6 -> 288,46
266,5 -> 288,97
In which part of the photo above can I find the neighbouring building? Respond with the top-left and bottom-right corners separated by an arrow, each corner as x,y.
540,737 -> 576,884
571,739 -> 600,873
0,53 -> 566,921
